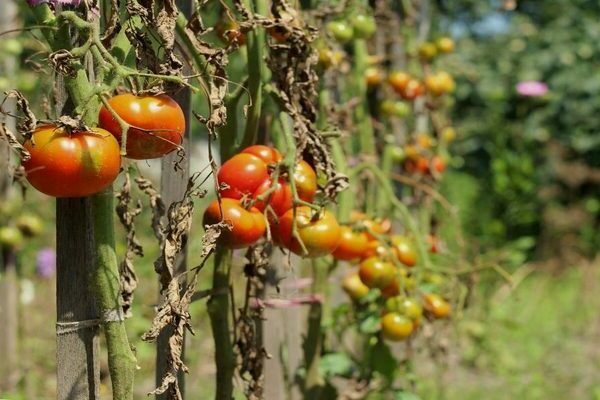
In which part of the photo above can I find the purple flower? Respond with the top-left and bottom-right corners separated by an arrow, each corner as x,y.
516,80 -> 548,97
36,247 -> 56,279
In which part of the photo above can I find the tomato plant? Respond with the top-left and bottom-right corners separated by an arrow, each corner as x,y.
381,312 -> 413,341
333,226 -> 370,261
23,125 -> 121,198
358,256 -> 396,288
203,198 -> 266,249
276,206 -> 341,257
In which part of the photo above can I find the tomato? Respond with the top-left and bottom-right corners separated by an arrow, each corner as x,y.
327,21 -> 354,43
423,293 -> 451,318
388,71 -> 411,93
276,207 -> 341,257
242,145 -> 282,164
351,211 -> 391,241
318,48 -> 344,68
425,72 -> 455,96
0,227 -> 24,248
217,153 -> 270,199
351,14 -> 376,39
380,279 -> 400,298
403,144 -> 419,160
216,19 -> 246,45
441,126 -> 456,142
342,271 -> 370,301
23,125 -> 121,197
405,156 -> 429,174
332,226 -> 370,261
430,156 -> 446,174
253,178 -> 293,216
381,312 -> 413,341
436,36 -> 455,53
16,213 -> 43,237
416,133 -> 435,149
203,198 -> 266,249
423,272 -> 445,286
426,234 -> 440,253
365,67 -> 384,87
361,240 -> 390,259
418,42 -> 438,60
391,235 -> 417,267
293,160 -> 317,203
400,79 -> 425,101
99,94 -> 185,159
389,146 -> 406,162
380,100 -> 410,118
386,296 -> 423,321
358,257 -> 395,288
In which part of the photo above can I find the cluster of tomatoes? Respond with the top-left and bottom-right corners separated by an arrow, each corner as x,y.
203,145 -> 345,257
22,93 -> 185,198
337,214 -> 451,341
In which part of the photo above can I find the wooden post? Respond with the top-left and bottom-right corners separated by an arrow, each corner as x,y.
155,1 -> 192,395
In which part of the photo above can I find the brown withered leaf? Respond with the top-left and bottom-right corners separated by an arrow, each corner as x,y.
0,123 -> 30,162
2,90 -> 37,136
135,177 -> 166,241
48,49 -> 77,77
115,171 -> 143,317
100,0 -> 121,48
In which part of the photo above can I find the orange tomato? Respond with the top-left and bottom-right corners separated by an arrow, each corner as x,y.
203,198 -> 267,249
276,207 -> 341,257
332,226 -> 370,261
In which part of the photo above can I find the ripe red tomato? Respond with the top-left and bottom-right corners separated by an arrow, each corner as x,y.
99,94 -> 185,160
342,271 -> 370,301
217,153 -> 270,199
400,79 -> 425,101
241,145 -> 282,164
391,235 -> 417,267
252,178 -> 293,216
202,198 -> 266,249
332,226 -> 370,261
276,206 -> 341,257
381,312 -> 414,341
361,240 -> 390,259
358,257 -> 396,288
430,156 -> 446,174
23,125 -> 121,197
405,156 -> 430,174
293,160 -> 317,203
423,293 -> 451,318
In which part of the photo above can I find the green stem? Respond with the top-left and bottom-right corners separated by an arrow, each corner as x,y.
375,146 -> 395,217
92,189 -> 137,399
239,0 -> 268,150
207,248 -> 234,400
303,259 -> 328,398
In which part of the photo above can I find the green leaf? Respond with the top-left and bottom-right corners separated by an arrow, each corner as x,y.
394,390 -> 422,400
368,339 -> 397,382
319,352 -> 354,378
358,313 -> 380,334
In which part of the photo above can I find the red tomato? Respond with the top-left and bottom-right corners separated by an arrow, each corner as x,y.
391,235 -> 417,267
252,178 -> 293,216
381,312 -> 414,341
276,206 -> 341,257
293,161 -> 317,202
388,71 -> 412,93
400,79 -> 425,101
98,94 -> 185,160
202,198 -> 266,249
241,145 -> 282,164
380,279 -> 400,298
23,125 -> 121,197
431,156 -> 446,173
350,211 -> 392,241
361,240 -> 390,259
358,257 -> 396,288
332,226 -> 370,261
217,153 -> 270,199
423,293 -> 451,318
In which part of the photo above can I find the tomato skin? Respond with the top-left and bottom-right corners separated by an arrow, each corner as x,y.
332,226 -> 370,261
327,21 -> 354,43
423,293 -> 451,318
277,207 -> 341,257
436,36 -> 455,53
241,145 -> 282,164
361,240 -> 390,259
352,14 -> 376,39
99,94 -> 184,160
342,271 -> 370,301
365,67 -> 384,87
400,79 -> 425,101
293,161 -> 317,203
391,235 -> 417,267
253,178 -> 293,216
202,198 -> 266,249
418,42 -> 438,60
381,312 -> 414,341
388,71 -> 412,93
23,125 -> 121,197
380,279 -> 400,298
431,156 -> 446,174
385,296 -> 423,320
380,100 -> 410,118
217,153 -> 270,199
358,257 -> 396,288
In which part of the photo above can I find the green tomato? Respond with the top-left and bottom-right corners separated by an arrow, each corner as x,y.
380,100 -> 411,118
352,14 -> 376,39
385,296 -> 423,321
16,213 -> 44,237
389,146 -> 406,162
327,21 -> 354,43
0,227 -> 24,248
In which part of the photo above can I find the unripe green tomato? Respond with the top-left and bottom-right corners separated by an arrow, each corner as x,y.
389,146 -> 406,162
418,42 -> 438,61
380,100 -> 411,118
385,296 -> 422,320
327,21 -> 354,43
352,14 -> 376,39
16,213 -> 44,237
0,227 -> 24,248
